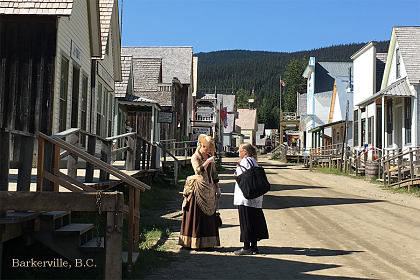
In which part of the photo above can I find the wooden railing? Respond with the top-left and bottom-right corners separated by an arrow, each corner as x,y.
382,147 -> 420,188
37,131 -> 150,271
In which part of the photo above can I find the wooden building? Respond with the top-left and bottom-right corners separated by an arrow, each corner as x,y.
121,47 -> 194,142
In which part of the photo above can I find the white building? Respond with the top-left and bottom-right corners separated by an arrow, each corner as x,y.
355,26 -> 420,150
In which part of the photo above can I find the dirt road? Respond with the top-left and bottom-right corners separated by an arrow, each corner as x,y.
145,156 -> 420,280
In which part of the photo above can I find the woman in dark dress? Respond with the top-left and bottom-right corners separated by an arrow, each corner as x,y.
233,143 -> 269,255
179,134 -> 221,249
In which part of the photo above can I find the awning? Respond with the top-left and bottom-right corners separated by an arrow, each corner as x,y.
356,77 -> 413,107
309,120 -> 346,133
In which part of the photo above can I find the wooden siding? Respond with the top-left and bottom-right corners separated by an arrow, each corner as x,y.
54,0 -> 93,133
0,16 -> 56,135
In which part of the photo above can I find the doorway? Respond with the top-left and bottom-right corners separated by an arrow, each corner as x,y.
395,106 -> 403,148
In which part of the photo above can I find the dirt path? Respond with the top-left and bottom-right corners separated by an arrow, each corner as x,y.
145,156 -> 420,280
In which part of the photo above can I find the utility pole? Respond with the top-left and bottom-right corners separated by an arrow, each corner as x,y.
340,100 -> 349,172
279,76 -> 282,146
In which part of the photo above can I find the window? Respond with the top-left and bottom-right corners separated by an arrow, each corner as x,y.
108,93 -> 113,137
71,66 -> 80,128
59,57 -> 69,132
81,75 -> 88,131
368,117 -> 374,145
353,110 -> 359,146
386,99 -> 393,145
405,98 -> 412,144
361,118 -> 366,145
96,83 -> 102,136
396,48 -> 401,79
103,87 -> 108,137
80,75 -> 88,146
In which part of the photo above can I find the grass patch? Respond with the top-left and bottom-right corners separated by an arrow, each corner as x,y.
380,184 -> 420,197
314,167 -> 365,180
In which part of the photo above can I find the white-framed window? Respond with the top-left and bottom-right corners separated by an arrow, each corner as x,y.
396,48 -> 401,79
405,98 -> 412,144
59,56 -> 69,132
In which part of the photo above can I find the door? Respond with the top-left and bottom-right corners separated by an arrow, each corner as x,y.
71,66 -> 80,128
395,106 -> 403,148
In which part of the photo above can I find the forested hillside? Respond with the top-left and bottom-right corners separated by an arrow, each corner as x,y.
196,41 -> 389,128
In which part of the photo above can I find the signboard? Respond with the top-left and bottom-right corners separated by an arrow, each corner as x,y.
158,112 -> 173,123
71,40 -> 82,66
192,126 -> 211,141
97,62 -> 114,89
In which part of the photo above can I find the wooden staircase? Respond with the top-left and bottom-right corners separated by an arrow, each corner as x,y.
0,128 -> 155,279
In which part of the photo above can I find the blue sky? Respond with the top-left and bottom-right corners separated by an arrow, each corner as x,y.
121,0 -> 420,54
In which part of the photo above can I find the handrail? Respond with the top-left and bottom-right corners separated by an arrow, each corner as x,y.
383,147 -> 420,163
106,132 -> 136,141
38,132 -> 150,191
156,142 -> 183,165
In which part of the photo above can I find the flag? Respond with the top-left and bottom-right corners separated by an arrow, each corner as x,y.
221,107 -> 228,128
280,80 -> 286,87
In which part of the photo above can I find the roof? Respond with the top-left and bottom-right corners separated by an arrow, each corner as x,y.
0,0 -> 73,15
315,62 -> 352,94
309,120 -> 346,133
222,94 -> 235,112
121,47 -> 193,85
376,53 -> 387,92
99,0 -> 114,57
394,26 -> 420,85
115,55 -> 132,97
132,58 -> 162,92
236,109 -> 257,130
297,92 -> 307,116
356,77 -> 413,107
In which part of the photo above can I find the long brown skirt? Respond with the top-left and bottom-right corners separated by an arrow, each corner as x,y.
179,194 -> 220,249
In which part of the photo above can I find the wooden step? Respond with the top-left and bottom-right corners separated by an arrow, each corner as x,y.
41,211 -> 70,220
0,210 -> 39,224
80,237 -> 105,252
122,251 -> 139,265
56,223 -> 94,235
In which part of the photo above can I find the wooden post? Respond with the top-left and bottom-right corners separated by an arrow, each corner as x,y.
85,134 -> 96,183
17,135 -> 34,191
174,160 -> 179,185
409,148 -> 414,191
42,141 -> 54,191
134,188 -> 140,253
37,136 -> 45,191
148,143 -> 152,169
67,133 -> 79,179
184,142 -> 188,160
105,194 -> 123,280
100,140 -> 112,181
141,138 -> 146,170
127,186 -> 134,271
0,130 -> 10,191
397,154 -> 402,188
53,144 -> 60,192
151,145 -> 157,169
309,153 -> 313,172
126,135 -> 135,171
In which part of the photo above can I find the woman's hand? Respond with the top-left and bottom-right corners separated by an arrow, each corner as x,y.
216,187 -> 221,198
203,156 -> 214,168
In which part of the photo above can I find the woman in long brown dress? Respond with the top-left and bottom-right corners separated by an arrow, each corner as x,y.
179,134 -> 221,249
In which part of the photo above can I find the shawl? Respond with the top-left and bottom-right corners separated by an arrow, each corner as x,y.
181,150 -> 217,216
182,174 -> 216,216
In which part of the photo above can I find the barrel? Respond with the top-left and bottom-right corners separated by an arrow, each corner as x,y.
365,160 -> 379,181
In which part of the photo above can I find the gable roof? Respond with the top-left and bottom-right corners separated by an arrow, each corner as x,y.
222,94 -> 235,112
115,55 -> 132,97
132,58 -> 162,92
315,62 -> 352,94
0,0 -> 73,15
99,0 -> 114,57
376,53 -> 387,92
394,26 -> 420,85
121,47 -> 193,85
236,109 -> 257,131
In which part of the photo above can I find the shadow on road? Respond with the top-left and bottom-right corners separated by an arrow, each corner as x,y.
154,248 -> 373,280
